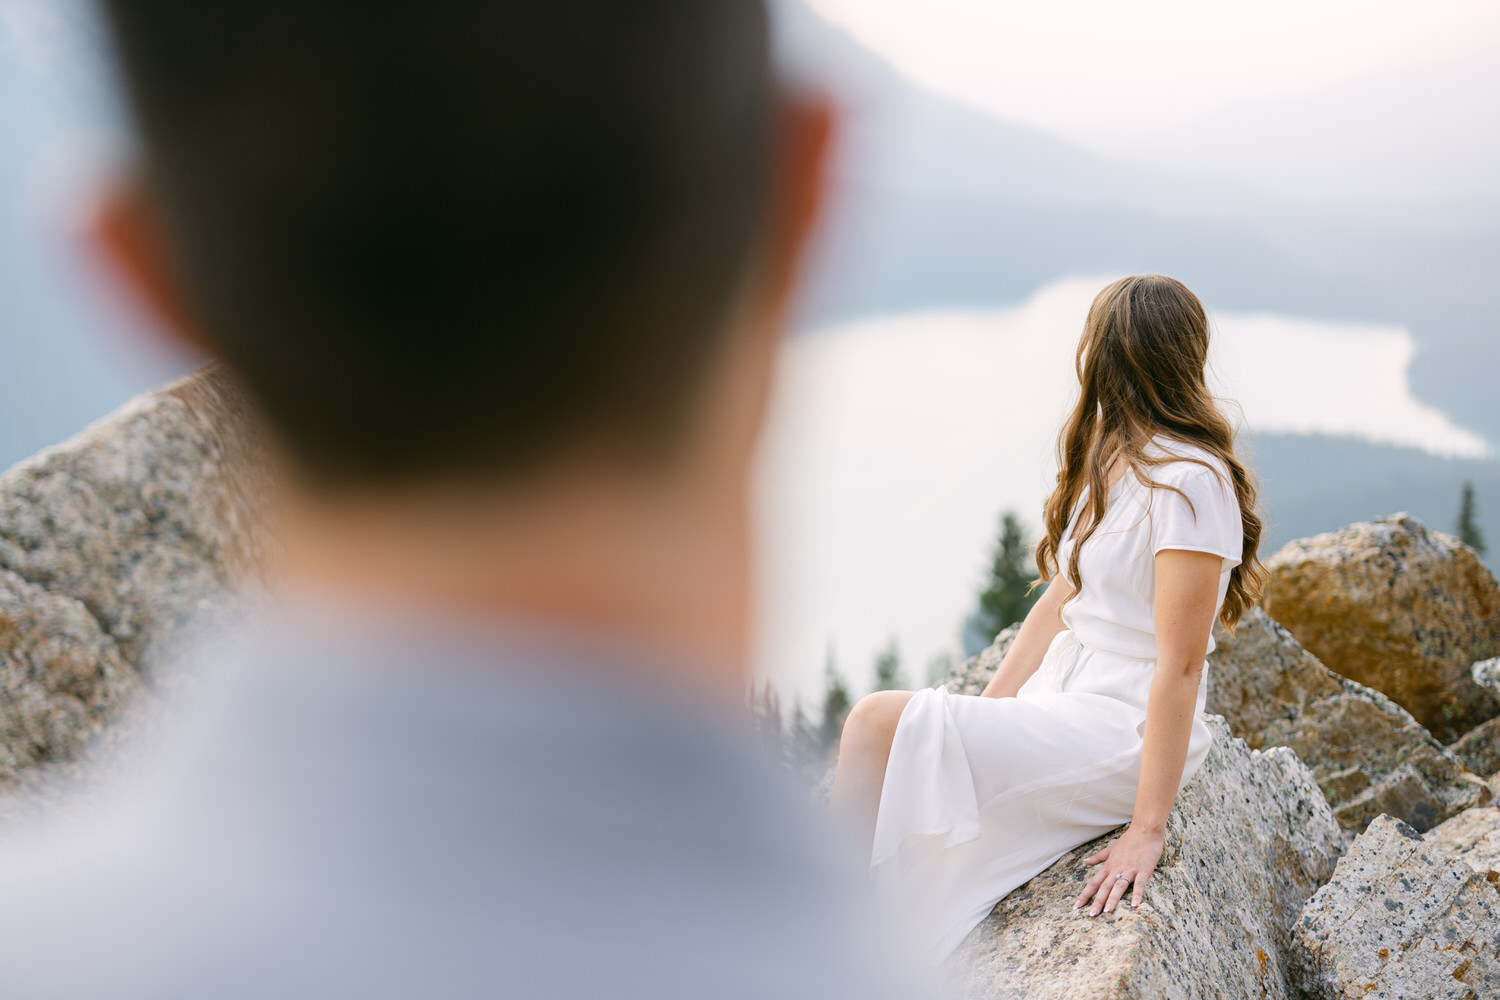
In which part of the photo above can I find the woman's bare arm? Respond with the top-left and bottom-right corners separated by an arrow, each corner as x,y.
1073,548 -> 1221,914
979,574 -> 1074,698
1133,549 -> 1220,832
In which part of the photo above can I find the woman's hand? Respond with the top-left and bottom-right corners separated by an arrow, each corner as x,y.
1072,825 -> 1164,915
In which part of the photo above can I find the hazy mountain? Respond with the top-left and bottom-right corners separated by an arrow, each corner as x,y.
1252,432 -> 1500,558
781,1 -> 1500,448
1103,39 -> 1500,206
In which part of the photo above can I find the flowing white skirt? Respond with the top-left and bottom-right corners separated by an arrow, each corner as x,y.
870,629 -> 1214,962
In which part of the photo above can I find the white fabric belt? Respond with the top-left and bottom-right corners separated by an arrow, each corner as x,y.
1047,629 -> 1084,692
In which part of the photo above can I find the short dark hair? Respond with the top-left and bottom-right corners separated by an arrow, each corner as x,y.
101,1 -> 775,486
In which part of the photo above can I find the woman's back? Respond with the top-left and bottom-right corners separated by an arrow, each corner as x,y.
1057,437 -> 1244,661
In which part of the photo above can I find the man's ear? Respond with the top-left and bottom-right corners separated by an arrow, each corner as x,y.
88,170 -> 214,358
764,91 -> 835,321
711,89 -> 840,473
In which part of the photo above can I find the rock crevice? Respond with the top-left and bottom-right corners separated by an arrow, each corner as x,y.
1208,606 -> 1491,836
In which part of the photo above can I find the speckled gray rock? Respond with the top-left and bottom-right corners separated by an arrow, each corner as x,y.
948,715 -> 1342,1000
1425,807 -> 1500,874
1263,514 -> 1500,743
1473,657 -> 1500,697
1209,607 -> 1490,836
1293,814 -> 1500,999
1459,660 -> 1500,782
0,568 -> 143,776
0,367 -> 268,786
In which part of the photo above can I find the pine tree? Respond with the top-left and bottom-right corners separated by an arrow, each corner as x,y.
1457,481 -> 1486,556
872,637 -> 906,691
819,646 -> 851,749
748,679 -> 782,759
964,510 -> 1042,654
785,698 -> 823,770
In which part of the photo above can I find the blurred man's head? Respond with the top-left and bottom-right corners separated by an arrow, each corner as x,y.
94,0 -> 830,680
99,0 -> 821,485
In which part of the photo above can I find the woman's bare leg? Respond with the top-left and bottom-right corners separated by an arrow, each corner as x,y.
828,689 -> 916,858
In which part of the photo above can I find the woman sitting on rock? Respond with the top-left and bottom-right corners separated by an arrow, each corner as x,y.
829,273 -> 1267,961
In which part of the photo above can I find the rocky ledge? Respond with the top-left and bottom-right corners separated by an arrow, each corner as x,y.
951,717 -> 1338,1000
945,513 -> 1500,997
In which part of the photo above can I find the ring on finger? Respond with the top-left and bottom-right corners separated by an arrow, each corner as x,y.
1113,873 -> 1130,882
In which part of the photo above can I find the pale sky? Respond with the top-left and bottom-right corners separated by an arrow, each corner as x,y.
807,0 -> 1500,139
805,0 -> 1500,200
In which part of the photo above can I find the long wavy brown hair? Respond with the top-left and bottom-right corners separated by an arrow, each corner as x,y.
1035,274 -> 1266,629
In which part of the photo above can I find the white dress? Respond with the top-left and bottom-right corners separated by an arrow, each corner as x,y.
870,438 -> 1245,962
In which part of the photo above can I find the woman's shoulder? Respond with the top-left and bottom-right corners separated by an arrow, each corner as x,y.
1140,437 -> 1244,559
1141,437 -> 1232,493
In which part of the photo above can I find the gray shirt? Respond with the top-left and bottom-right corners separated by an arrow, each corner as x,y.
0,613 -> 933,999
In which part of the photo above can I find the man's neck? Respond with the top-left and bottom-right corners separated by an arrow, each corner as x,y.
269,462 -> 756,706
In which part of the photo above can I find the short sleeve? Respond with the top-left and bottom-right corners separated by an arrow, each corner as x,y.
1148,462 -> 1243,567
